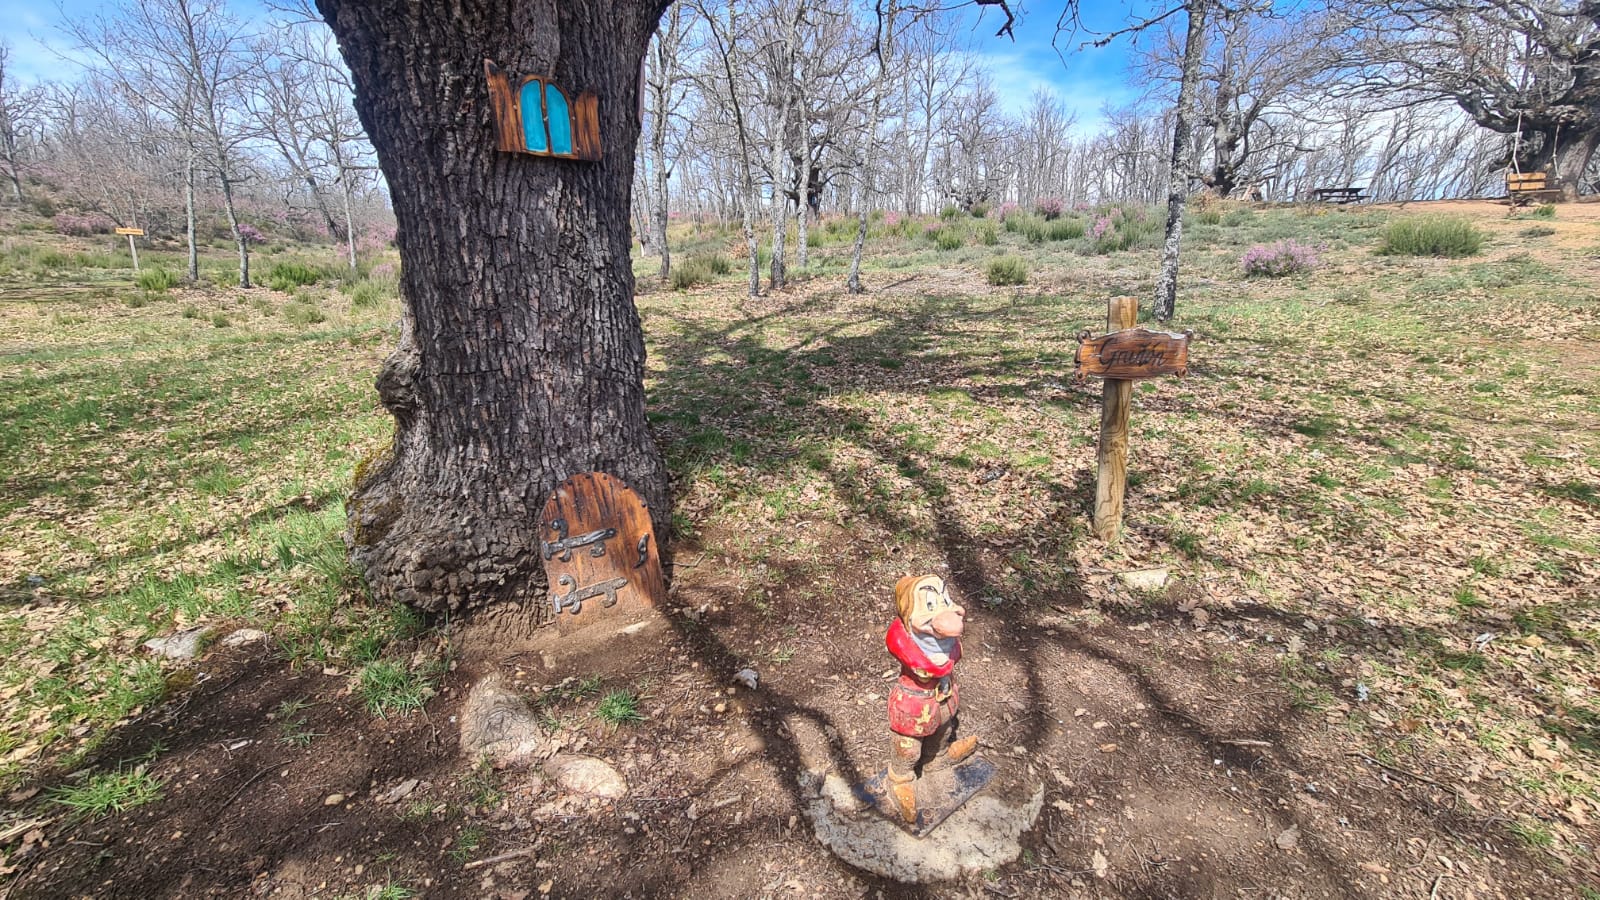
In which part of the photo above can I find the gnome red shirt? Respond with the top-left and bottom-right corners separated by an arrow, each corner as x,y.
885,618 -> 961,737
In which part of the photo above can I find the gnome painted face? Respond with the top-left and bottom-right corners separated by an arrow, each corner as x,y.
894,574 -> 965,662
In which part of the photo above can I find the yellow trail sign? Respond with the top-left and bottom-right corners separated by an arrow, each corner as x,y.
115,227 -> 145,236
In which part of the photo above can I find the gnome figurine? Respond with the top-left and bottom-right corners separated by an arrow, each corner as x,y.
883,574 -> 979,824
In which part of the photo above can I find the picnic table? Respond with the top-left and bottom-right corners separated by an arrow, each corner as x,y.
1311,186 -> 1366,204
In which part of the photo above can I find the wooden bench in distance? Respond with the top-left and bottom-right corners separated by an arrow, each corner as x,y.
1311,186 -> 1366,204
1507,171 -> 1562,205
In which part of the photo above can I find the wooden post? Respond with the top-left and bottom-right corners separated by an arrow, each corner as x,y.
1093,296 -> 1139,542
116,227 -> 144,271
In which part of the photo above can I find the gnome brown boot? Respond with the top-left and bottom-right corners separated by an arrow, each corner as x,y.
886,770 -> 917,824
946,735 -> 978,765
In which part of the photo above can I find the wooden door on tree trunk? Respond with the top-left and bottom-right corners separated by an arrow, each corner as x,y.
540,472 -> 666,632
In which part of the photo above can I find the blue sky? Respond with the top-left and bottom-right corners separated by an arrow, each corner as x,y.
960,1 -> 1153,132
4,0 -> 1151,134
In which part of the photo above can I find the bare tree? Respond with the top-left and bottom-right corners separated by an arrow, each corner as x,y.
1339,0 -> 1600,197
1153,0 -> 1208,321
0,42 -> 43,204
66,0 -> 258,285
643,5 -> 689,281
254,24 -> 374,269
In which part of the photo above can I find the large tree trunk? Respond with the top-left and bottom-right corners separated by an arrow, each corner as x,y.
1552,129 -> 1600,201
1153,0 -> 1209,322
317,0 -> 671,615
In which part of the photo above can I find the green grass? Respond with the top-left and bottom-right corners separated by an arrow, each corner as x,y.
134,267 -> 180,292
266,261 -> 325,292
356,660 -> 437,717
1377,217 -> 1484,257
594,689 -> 644,726
50,767 -> 162,818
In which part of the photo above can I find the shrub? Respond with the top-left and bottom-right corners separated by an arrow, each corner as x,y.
1530,204 -> 1556,219
237,223 -> 267,245
348,272 -> 399,309
695,252 -> 732,275
211,312 -> 232,328
282,301 -> 326,325
1520,225 -> 1556,238
1034,197 -> 1065,220
670,259 -> 712,290
995,201 -> 1020,222
986,256 -> 1028,286
932,228 -> 963,251
1193,208 -> 1224,226
1378,217 -> 1484,257
976,223 -> 999,246
52,211 -> 116,236
135,267 -> 180,292
266,261 -> 323,291
970,202 -> 990,219
940,204 -> 963,219
1046,218 -> 1086,241
1240,239 -> 1320,277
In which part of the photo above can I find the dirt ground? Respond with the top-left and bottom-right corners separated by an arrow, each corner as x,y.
6,538 -> 1587,898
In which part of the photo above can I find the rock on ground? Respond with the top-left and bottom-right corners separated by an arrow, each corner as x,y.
1117,567 -> 1169,592
542,753 -> 627,800
801,772 -> 1043,883
142,627 -> 213,661
221,628 -> 269,648
459,673 -> 547,768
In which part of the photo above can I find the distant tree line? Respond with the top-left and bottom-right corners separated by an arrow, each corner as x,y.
635,0 -> 1600,292
0,0 -> 387,287
3,0 -> 1595,299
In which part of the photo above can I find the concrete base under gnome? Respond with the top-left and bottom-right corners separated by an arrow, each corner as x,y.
801,768 -> 1043,883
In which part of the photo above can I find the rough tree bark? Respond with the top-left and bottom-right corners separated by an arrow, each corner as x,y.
1152,0 -> 1208,322
316,0 -> 672,614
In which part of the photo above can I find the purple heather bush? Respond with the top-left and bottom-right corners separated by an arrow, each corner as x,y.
52,212 -> 116,236
237,223 -> 267,245
995,201 -> 1020,222
1033,196 -> 1065,220
1240,239 -> 1319,277
1090,216 -> 1112,240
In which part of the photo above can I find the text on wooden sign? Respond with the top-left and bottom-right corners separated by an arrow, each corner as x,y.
1075,327 -> 1192,380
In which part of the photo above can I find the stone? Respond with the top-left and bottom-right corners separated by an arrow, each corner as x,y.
542,754 -> 626,800
142,627 -> 213,661
378,778 -> 420,804
733,668 -> 759,690
324,793 -> 345,806
1117,567 -> 1169,593
801,771 -> 1043,883
221,628 -> 269,648
460,673 -> 547,768
1276,825 -> 1299,850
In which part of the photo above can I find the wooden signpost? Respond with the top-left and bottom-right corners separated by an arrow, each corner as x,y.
538,472 -> 666,633
116,227 -> 145,271
1075,297 -> 1192,542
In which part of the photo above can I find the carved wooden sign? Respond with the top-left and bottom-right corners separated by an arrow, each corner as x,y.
539,472 -> 665,632
1074,327 -> 1192,381
484,60 -> 602,162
